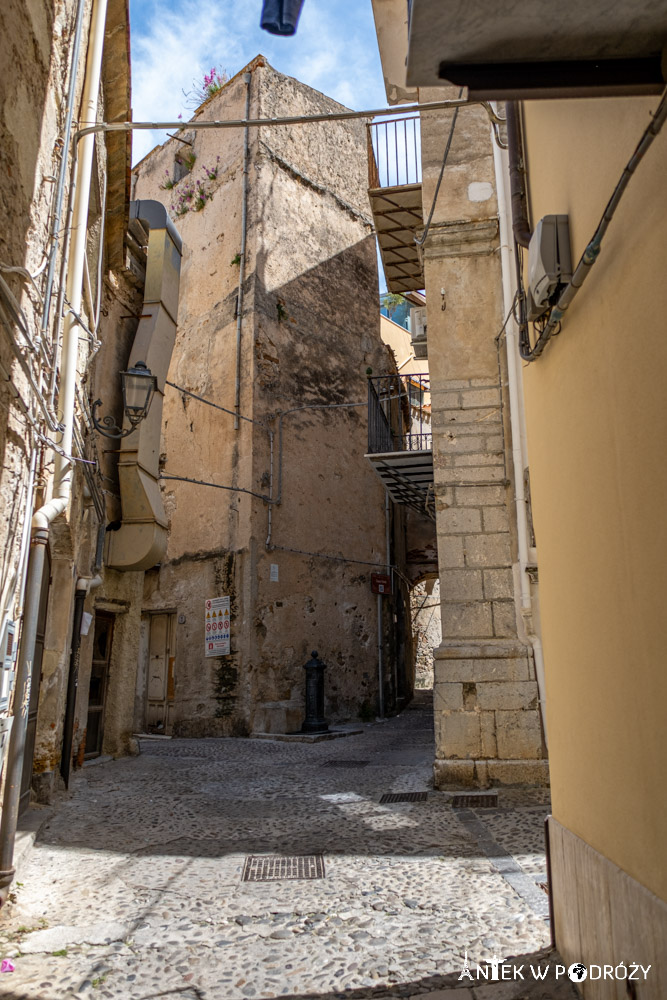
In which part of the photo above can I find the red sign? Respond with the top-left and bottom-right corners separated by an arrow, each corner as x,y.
371,573 -> 392,595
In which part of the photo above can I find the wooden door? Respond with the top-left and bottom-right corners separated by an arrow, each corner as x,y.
85,612 -> 114,758
146,613 -> 175,733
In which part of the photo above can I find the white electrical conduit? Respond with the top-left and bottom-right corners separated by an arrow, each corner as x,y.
234,72 -> 252,431
35,0 -> 109,532
492,128 -> 549,747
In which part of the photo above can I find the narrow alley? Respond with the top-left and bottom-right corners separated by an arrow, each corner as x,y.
0,698 -> 576,999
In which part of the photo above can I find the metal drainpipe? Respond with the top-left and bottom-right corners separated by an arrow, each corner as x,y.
234,72 -> 252,431
375,490 -> 389,719
385,491 -> 398,707
0,0 -> 109,899
60,574 -> 102,788
492,113 -> 548,748
377,593 -> 384,720
0,527 -> 49,893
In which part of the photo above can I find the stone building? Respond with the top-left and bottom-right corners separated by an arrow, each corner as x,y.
368,3 -> 548,789
130,57 -> 414,737
373,0 -> 667,990
0,21 -> 420,895
0,0 -> 156,888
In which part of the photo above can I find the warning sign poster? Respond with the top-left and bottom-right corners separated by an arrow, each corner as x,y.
204,596 -> 231,657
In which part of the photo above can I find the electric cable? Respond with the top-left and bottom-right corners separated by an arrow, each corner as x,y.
415,88 -> 464,248
521,85 -> 667,361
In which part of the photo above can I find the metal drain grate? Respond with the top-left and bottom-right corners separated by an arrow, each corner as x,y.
451,793 -> 499,808
380,791 -> 428,804
242,855 -> 325,882
321,760 -> 370,768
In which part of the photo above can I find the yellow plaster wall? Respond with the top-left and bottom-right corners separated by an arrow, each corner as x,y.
521,95 -> 667,900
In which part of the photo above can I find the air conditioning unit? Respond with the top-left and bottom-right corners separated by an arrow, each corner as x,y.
411,306 -> 428,359
527,215 -> 572,320
0,620 -> 16,714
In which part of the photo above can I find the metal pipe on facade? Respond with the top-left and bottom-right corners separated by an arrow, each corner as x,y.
48,144 -> 78,412
492,120 -> 548,746
234,72 -> 252,431
74,97 -> 499,145
0,0 -> 109,897
265,428 -> 274,549
0,527 -> 48,893
40,0 -> 88,347
385,490 -> 398,707
506,103 -> 531,249
377,593 -> 384,720
47,0 -> 109,520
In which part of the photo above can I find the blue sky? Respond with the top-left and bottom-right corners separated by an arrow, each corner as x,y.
129,0 -> 388,165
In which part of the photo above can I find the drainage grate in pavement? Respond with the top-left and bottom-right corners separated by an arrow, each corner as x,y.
321,760 -> 370,768
242,855 -> 325,882
380,792 -> 428,804
451,793 -> 499,808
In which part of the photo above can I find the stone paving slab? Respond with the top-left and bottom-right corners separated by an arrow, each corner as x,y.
0,694 -> 578,1000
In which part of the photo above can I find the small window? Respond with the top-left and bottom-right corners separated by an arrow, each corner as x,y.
173,136 -> 197,183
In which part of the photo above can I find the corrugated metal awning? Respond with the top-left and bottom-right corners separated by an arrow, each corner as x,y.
365,449 -> 434,519
369,183 -> 424,293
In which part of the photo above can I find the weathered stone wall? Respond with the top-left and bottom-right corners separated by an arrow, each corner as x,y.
411,580 -> 441,689
419,91 -> 547,787
0,0 -> 85,647
133,59 -> 412,736
0,0 -> 144,803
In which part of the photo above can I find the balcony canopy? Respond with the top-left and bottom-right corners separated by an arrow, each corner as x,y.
406,0 -> 667,98
367,116 -> 425,293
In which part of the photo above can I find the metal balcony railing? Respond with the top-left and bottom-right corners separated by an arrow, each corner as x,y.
367,116 -> 422,189
367,373 -> 431,454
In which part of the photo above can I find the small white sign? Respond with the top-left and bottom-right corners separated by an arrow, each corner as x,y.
204,596 -> 230,657
270,563 -> 279,582
80,612 -> 93,636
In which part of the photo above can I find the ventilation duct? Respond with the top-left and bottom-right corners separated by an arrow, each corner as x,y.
105,200 -> 182,571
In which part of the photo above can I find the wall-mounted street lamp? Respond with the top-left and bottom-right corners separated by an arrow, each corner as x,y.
91,361 -> 157,439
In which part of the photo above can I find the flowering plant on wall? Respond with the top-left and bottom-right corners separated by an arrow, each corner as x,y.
183,67 -> 229,109
170,159 -> 220,217
202,67 -> 228,99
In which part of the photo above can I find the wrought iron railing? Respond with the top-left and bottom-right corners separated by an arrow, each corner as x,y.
367,373 -> 431,454
367,116 -> 422,189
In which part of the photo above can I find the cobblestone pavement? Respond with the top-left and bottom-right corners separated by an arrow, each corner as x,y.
0,693 -> 578,1000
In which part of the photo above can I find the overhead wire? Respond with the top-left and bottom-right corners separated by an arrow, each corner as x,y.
520,85 -> 667,361
415,87 -> 464,248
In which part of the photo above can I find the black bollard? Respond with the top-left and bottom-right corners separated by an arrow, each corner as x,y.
301,650 -> 329,734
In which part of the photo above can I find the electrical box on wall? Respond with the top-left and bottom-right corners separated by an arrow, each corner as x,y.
411,306 -> 428,359
527,215 -> 572,320
0,620 -> 16,713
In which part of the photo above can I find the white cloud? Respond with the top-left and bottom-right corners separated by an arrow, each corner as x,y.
130,1 -> 249,163
130,0 -> 388,164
